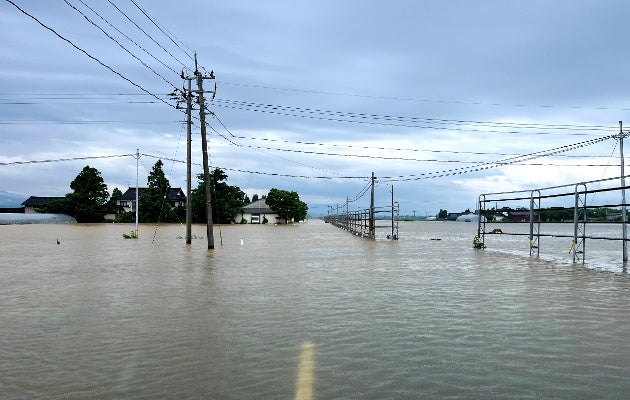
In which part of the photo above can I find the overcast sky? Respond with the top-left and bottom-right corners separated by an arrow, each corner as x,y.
2,1 -> 630,216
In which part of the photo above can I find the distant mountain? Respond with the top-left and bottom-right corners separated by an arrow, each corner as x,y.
0,190 -> 27,207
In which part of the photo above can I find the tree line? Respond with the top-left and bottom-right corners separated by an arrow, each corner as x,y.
39,160 -> 308,223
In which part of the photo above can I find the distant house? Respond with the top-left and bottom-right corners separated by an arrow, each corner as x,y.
237,198 -> 281,224
113,187 -> 186,214
507,210 -> 537,223
22,196 -> 65,214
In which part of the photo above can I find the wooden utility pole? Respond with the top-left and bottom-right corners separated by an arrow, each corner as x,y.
195,53 -> 215,249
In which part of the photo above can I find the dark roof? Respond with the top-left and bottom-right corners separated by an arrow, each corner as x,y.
241,198 -> 276,214
22,196 -> 65,206
509,211 -> 531,216
118,187 -> 185,201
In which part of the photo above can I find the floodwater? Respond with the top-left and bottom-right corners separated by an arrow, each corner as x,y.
2,221 -> 630,399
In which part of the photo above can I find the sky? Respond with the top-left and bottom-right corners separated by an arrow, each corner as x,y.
2,0 -> 630,216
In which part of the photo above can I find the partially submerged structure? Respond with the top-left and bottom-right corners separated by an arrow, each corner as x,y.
237,198 -> 280,224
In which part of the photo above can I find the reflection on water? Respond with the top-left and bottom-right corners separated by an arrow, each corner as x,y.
2,221 -> 630,399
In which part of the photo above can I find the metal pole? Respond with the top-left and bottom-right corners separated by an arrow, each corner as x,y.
196,53 -> 214,249
391,185 -> 394,239
369,172 -> 375,238
185,79 -> 192,244
135,148 -> 139,238
620,121 -> 628,262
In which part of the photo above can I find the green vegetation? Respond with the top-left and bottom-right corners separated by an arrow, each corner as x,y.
35,163 -> 308,225
473,235 -> 485,249
265,188 -> 308,223
39,165 -> 109,223
139,159 -> 179,223
191,168 -> 248,224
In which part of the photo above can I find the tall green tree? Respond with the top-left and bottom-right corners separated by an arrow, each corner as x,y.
265,188 -> 308,223
111,187 -> 123,199
66,165 -> 110,222
191,168 -> 247,223
139,159 -> 174,222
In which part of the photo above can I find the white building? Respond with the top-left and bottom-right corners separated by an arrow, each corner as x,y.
237,199 -> 281,224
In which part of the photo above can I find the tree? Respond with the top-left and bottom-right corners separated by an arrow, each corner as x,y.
265,188 -> 308,223
191,168 -> 247,223
66,165 -> 109,222
438,209 -> 448,220
252,193 -> 259,202
111,187 -> 123,199
139,159 -> 174,222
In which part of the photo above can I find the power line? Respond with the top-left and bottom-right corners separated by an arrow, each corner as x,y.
75,0 -> 180,75
139,153 -> 370,180
381,135 -> 616,182
229,134 -> 615,159
218,81 -> 630,113
4,0 -> 179,111
0,120 -> 180,124
215,99 -> 612,131
128,0 -> 195,63
223,141 -> 618,167
0,153 -> 134,166
212,99 -> 613,136
63,0 -> 178,89
105,0 -> 188,69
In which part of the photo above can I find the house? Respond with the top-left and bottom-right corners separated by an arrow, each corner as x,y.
21,196 -> 65,214
113,187 -> 187,214
237,198 -> 281,224
507,210 -> 538,223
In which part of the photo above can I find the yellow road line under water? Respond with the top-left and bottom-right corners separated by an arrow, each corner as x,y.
295,341 -> 315,400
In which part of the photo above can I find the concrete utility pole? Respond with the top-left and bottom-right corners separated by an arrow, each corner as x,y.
369,172 -> 376,238
195,53 -> 216,249
620,121 -> 628,262
179,53 -> 216,248
185,77 -> 193,244
391,185 -> 395,239
135,148 -> 139,238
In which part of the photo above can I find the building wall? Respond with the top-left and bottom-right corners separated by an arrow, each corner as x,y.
237,212 -> 281,224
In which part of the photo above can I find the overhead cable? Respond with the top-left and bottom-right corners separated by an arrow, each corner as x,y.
213,99 -> 612,136
64,0 -> 178,89
4,0 -> 179,111
104,0 -> 187,68
218,81 -> 630,113
75,0 -> 180,75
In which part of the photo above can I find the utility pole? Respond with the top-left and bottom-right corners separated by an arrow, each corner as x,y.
195,53 -> 216,249
346,196 -> 349,228
369,172 -> 376,238
620,121 -> 628,262
178,66 -> 197,245
177,53 -> 216,248
391,185 -> 394,239
135,148 -> 139,238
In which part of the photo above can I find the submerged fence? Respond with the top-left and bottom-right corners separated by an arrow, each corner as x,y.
324,203 -> 400,239
477,176 -> 630,263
